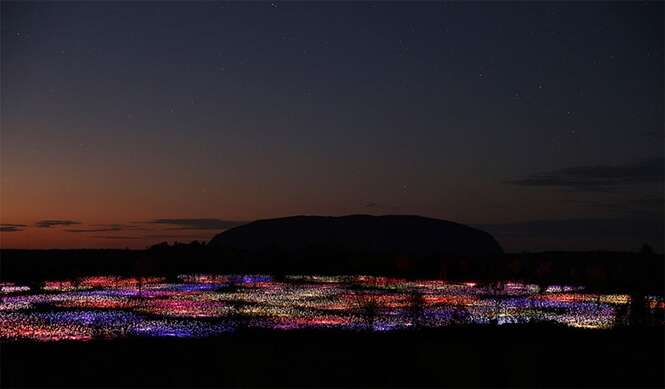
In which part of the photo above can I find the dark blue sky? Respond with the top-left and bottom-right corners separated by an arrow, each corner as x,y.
1,1 -> 663,251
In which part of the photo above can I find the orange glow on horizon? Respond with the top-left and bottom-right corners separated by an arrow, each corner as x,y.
0,227 -> 218,249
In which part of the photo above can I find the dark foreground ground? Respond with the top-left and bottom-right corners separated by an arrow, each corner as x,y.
2,326 -> 663,388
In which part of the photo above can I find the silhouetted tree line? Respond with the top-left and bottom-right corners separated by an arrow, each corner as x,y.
0,242 -> 662,294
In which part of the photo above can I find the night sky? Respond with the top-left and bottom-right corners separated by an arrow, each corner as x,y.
1,1 -> 663,251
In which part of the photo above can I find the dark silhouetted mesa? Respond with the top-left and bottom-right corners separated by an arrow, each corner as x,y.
209,215 -> 503,255
208,215 -> 502,275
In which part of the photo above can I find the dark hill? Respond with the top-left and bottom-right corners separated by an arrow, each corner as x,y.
208,215 -> 502,274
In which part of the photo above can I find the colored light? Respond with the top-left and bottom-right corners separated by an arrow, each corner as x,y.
0,275 -> 662,341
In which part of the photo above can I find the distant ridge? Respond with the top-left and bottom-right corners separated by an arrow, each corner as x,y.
208,215 -> 503,259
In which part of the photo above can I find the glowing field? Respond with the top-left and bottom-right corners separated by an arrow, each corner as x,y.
0,275 -> 662,341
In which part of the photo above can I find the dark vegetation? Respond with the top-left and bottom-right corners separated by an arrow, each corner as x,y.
1,216 -> 662,295
2,326 -> 663,387
1,247 -> 662,294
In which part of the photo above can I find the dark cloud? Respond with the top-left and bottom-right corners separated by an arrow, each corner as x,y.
66,227 -> 122,233
642,130 -> 664,140
143,234 -> 213,239
569,196 -> 664,213
144,218 -> 246,230
632,197 -> 665,208
476,217 -> 664,240
65,224 -> 146,233
91,235 -> 143,240
35,220 -> 81,228
0,224 -> 27,232
507,157 -> 664,192
364,202 -> 401,211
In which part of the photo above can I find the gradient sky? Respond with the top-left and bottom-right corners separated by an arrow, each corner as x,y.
1,1 -> 663,251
